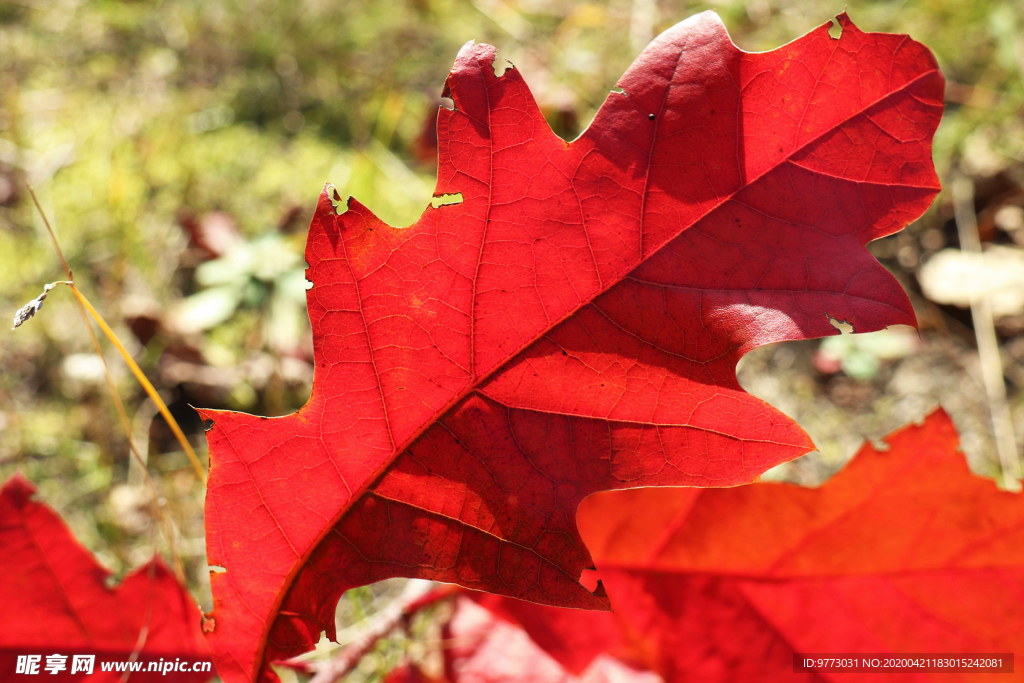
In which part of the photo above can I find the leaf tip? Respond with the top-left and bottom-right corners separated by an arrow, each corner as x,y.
443,40 -> 507,117
918,406 -> 957,436
448,40 -> 497,83
872,407 -> 960,468
195,408 -> 218,433
1,473 -> 38,507
591,579 -> 611,609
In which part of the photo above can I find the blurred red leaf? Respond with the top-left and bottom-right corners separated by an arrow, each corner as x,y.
382,662 -> 443,683
444,596 -> 659,683
199,12 -> 943,682
0,475 -> 212,682
179,211 -> 243,260
467,592 -> 625,676
482,410 -> 1024,681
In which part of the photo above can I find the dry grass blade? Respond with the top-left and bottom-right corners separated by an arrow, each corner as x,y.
951,176 -> 1022,489
68,287 -> 208,484
26,183 -> 208,485
21,184 -> 202,582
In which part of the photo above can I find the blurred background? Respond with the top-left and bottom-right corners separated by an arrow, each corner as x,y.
1,0 -> 1022,680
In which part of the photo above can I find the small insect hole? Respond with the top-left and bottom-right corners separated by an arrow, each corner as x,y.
827,314 -> 854,335
828,17 -> 843,40
430,192 -> 464,209
492,54 -> 513,77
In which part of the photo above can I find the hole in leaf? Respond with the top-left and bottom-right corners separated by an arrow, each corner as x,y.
430,192 -> 464,208
827,315 -> 854,335
439,96 -> 455,111
610,87 -> 626,95
828,17 -> 843,40
209,565 -> 227,574
327,184 -> 347,215
492,54 -> 513,77
201,417 -> 214,432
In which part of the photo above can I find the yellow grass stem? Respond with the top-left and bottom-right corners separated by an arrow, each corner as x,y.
26,184 -> 207,483
76,303 -> 188,582
91,328 -> 185,574
25,183 -> 199,579
69,285 -> 208,484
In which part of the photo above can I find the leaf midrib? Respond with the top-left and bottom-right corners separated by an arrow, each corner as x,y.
362,65 -> 940,497
247,62 -> 940,682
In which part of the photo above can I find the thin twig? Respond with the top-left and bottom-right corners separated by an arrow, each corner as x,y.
951,176 -> 1022,489
27,183 -> 72,278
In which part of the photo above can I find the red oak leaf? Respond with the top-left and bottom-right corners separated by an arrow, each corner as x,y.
462,411 -> 1024,681
199,12 -> 943,682
0,475 -> 212,682
509,409 -> 1021,682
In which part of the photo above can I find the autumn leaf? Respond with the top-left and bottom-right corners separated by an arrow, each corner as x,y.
0,475 -> 212,682
481,410 -> 1024,681
198,12 -> 943,682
